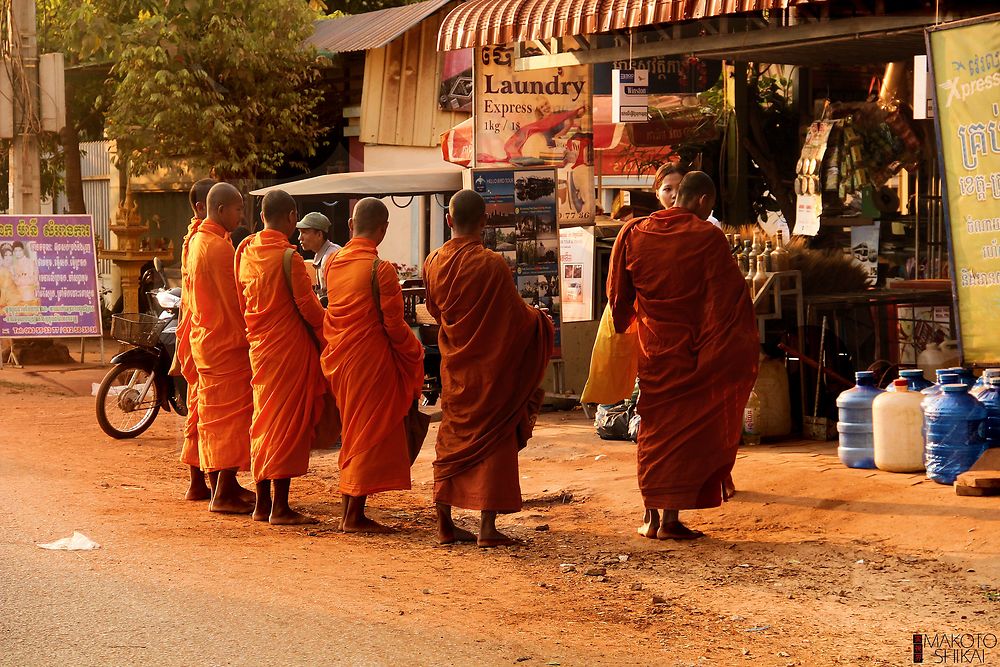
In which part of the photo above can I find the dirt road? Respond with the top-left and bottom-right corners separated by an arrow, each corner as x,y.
1,366 -> 998,666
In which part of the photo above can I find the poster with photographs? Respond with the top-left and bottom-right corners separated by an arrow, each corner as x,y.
0,215 -> 101,338
472,167 -> 561,357
474,45 -> 594,226
558,225 -> 595,322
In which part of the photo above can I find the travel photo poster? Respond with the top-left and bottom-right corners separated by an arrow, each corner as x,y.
471,167 -> 562,358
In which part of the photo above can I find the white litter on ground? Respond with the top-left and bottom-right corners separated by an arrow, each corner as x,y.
37,532 -> 101,551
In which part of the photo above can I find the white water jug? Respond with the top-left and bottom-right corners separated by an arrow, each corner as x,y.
872,379 -> 925,472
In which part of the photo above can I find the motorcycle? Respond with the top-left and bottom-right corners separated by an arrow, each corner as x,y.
95,258 -> 188,439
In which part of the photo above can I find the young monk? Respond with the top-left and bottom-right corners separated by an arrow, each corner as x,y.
187,182 -> 256,514
235,189 -> 326,525
423,190 -> 554,547
607,171 -> 759,540
320,198 -> 424,533
176,178 -> 215,501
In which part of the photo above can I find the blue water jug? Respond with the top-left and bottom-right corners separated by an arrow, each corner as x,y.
978,378 -> 1000,448
836,371 -> 884,469
924,384 -> 988,484
970,369 -> 1000,398
921,371 -> 962,402
946,367 -> 976,389
890,369 -> 933,392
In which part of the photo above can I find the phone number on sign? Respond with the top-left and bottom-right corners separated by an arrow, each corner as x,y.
6,326 -> 99,336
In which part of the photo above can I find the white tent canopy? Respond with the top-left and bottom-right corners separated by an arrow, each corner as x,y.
250,166 -> 466,198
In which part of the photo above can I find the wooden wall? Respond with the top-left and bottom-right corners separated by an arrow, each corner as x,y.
360,11 -> 466,148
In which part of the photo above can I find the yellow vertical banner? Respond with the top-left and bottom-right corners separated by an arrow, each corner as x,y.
927,15 -> 1000,365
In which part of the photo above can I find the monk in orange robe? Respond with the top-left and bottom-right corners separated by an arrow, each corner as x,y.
607,172 -> 759,540
235,189 -> 326,525
424,190 -> 554,547
321,198 -> 424,533
186,182 -> 255,514
175,178 -> 215,501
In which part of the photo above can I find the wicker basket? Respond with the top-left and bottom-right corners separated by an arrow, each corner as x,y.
111,313 -> 168,348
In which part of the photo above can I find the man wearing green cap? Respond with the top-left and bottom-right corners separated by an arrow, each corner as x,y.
296,212 -> 341,307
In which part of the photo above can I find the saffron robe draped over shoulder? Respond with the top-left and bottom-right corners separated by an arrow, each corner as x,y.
186,219 -> 253,472
423,237 -> 553,512
607,208 -> 759,510
176,216 -> 201,469
236,230 -> 327,482
320,238 -> 424,496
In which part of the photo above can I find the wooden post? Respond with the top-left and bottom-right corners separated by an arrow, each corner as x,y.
729,61 -> 750,226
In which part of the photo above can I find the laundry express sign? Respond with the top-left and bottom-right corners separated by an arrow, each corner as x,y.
474,46 -> 594,225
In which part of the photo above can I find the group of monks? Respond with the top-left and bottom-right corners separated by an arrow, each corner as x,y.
174,179 -> 552,545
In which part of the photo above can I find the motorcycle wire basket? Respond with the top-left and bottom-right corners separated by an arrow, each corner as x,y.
111,313 -> 168,348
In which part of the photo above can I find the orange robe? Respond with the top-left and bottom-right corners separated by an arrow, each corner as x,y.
235,230 -> 327,481
423,237 -> 553,512
608,208 -> 759,510
176,216 -> 201,469
186,219 -> 253,472
320,238 -> 423,496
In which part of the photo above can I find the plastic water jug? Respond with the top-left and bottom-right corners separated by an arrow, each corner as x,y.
872,379 -> 925,472
978,378 -> 1000,448
887,369 -> 933,393
921,371 -> 962,402
924,384 -> 988,484
946,367 -> 977,390
836,371 -> 883,469
970,369 -> 1000,398
918,340 -> 960,381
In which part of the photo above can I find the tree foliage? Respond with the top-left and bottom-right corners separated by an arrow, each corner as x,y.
105,0 -> 325,179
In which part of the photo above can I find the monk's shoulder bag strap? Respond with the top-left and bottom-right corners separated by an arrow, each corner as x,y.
282,247 -> 325,352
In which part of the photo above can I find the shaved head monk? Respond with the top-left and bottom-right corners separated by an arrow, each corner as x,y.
186,182 -> 256,514
235,189 -> 327,524
607,171 -> 759,540
176,177 -> 216,501
321,197 -> 424,533
424,190 -> 554,547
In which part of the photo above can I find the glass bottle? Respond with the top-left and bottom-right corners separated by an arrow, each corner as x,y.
752,255 -> 768,312
747,238 -> 758,277
732,233 -> 742,257
770,230 -> 790,272
745,255 -> 755,295
739,239 -> 752,274
762,240 -> 774,272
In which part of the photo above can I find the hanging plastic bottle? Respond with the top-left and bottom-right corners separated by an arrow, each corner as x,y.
873,379 -> 925,472
978,377 -> 1000,448
836,371 -> 884,469
743,389 -> 762,445
924,384 -> 988,484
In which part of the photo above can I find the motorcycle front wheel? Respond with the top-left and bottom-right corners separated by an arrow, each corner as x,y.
96,361 -> 161,439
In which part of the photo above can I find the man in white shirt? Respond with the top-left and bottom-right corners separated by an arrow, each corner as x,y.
296,212 -> 341,306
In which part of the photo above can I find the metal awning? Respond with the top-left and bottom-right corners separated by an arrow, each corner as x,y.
250,166 -> 466,198
308,0 -> 452,54
438,0 -> 820,50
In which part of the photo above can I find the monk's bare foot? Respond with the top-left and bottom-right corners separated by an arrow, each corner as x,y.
342,516 -> 396,534
269,508 -> 318,526
185,483 -> 211,501
478,532 -> 520,548
439,525 -> 477,545
723,475 -> 737,501
210,496 -> 255,515
252,501 -> 271,522
657,520 -> 705,540
237,486 -> 256,505
637,509 -> 660,539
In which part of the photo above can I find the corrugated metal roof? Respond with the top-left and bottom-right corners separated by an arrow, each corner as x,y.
438,0 -> 822,50
308,0 -> 453,54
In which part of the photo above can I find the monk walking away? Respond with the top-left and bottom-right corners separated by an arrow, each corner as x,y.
187,182 -> 256,514
176,177 -> 216,502
424,190 -> 554,547
236,189 -> 327,525
607,171 -> 758,540
321,198 -> 424,533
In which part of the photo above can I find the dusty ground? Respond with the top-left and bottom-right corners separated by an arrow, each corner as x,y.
1,361 -> 998,667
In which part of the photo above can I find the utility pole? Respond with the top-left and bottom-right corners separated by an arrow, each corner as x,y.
7,0 -> 41,215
